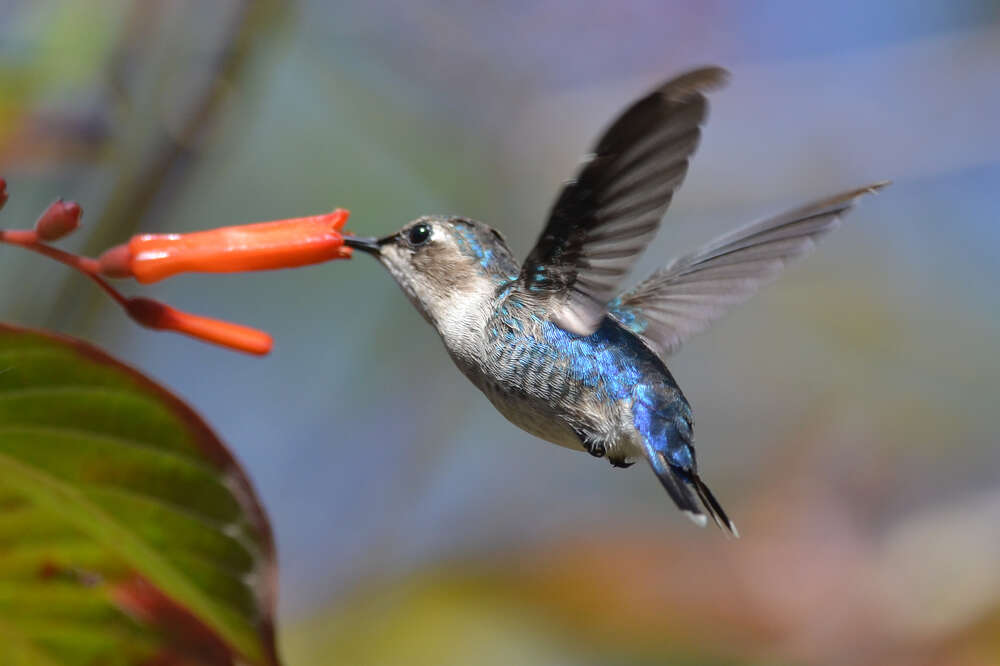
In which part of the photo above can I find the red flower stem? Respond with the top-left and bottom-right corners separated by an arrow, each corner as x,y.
0,229 -> 41,244
0,231 -> 106,288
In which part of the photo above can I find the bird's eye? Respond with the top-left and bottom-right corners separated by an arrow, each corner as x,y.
407,223 -> 432,246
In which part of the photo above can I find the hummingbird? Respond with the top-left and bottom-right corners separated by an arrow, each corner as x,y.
343,66 -> 886,536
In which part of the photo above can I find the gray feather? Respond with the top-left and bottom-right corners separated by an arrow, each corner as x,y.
611,182 -> 889,357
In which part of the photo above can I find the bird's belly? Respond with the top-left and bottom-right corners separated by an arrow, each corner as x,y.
478,379 -> 585,450
451,313 -> 655,458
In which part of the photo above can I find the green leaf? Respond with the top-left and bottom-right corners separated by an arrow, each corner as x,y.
0,324 -> 279,665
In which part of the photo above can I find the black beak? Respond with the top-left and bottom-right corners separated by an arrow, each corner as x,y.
343,235 -> 382,256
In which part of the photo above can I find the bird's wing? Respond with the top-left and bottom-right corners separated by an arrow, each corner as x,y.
517,67 -> 728,336
609,182 -> 889,358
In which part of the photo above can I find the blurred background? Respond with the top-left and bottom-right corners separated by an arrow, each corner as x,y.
2,1 -> 998,663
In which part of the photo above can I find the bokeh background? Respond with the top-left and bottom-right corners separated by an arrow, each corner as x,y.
2,1 -> 999,664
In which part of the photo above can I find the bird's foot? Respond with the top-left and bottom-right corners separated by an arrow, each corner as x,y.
582,439 -> 606,458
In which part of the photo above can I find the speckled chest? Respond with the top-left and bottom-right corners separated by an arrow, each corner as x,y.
449,292 -> 674,455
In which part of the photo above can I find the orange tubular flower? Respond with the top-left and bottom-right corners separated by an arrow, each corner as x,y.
125,298 -> 273,356
101,209 -> 352,283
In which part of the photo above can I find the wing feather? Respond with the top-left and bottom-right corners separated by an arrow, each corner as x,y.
518,67 -> 729,335
610,182 -> 889,357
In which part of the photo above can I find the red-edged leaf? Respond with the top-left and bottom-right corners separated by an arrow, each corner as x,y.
0,324 -> 279,665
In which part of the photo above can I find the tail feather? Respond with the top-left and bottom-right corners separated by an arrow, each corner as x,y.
650,461 -> 704,524
636,394 -> 738,536
690,472 -> 739,538
648,451 -> 739,537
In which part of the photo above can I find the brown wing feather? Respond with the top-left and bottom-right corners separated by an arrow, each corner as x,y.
519,67 -> 729,335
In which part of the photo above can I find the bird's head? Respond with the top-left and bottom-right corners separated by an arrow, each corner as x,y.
345,216 -> 518,327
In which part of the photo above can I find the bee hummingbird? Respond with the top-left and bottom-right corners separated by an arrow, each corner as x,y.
344,66 -> 886,535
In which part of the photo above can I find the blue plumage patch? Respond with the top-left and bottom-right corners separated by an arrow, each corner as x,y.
633,383 -> 694,469
452,224 -> 496,273
490,297 -> 692,469
539,319 -> 639,401
607,297 -> 649,335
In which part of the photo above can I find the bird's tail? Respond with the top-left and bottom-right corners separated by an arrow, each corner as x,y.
646,446 -> 738,538
687,469 -> 738,538
635,392 -> 738,536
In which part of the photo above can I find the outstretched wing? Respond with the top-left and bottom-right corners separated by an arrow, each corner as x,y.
610,182 -> 889,358
518,67 -> 729,336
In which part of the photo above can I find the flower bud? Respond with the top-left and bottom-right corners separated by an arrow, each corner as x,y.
34,199 -> 82,241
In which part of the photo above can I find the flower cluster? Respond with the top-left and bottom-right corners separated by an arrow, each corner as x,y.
0,177 -> 353,355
